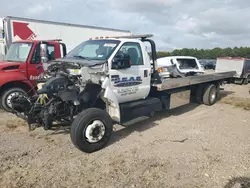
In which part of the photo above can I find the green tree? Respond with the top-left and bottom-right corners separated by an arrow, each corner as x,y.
156,46 -> 250,59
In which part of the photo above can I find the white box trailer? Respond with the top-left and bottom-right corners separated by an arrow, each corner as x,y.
0,16 -> 132,58
0,39 -> 4,60
215,57 -> 250,84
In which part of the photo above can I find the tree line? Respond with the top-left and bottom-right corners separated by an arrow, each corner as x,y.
155,47 -> 250,59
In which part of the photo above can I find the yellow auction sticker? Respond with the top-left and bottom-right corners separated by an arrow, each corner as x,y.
73,69 -> 80,73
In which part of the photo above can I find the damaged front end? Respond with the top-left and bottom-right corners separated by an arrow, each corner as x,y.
11,94 -> 43,131
10,59 -> 108,132
10,62 -> 83,131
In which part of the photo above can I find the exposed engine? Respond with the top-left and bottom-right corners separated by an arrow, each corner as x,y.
10,62 -> 83,131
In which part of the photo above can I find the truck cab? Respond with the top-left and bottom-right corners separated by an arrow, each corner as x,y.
156,56 -> 205,79
0,39 -> 67,112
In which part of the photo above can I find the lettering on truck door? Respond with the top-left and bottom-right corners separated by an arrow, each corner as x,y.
109,41 -> 151,103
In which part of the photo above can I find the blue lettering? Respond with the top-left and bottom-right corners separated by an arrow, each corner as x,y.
122,77 -> 127,82
129,77 -> 135,82
111,77 -> 120,84
136,76 -> 142,81
111,76 -> 142,85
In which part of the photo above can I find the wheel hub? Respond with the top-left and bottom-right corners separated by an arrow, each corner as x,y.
210,89 -> 216,102
6,92 -> 24,108
85,120 -> 105,143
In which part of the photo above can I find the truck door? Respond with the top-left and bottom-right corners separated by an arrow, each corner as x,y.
109,41 -> 151,103
27,42 -> 56,85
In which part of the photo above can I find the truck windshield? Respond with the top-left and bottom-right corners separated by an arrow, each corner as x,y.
4,42 -> 33,63
65,39 -> 120,61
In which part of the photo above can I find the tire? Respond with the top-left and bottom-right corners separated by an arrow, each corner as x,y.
70,108 -> 113,153
239,78 -> 247,85
0,97 -> 2,109
243,78 -> 248,85
1,87 -> 27,112
202,84 -> 217,106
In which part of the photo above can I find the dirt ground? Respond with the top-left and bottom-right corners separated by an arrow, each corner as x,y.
0,83 -> 250,188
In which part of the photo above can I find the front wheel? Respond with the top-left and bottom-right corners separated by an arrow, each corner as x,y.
1,87 -> 27,112
70,108 -> 113,153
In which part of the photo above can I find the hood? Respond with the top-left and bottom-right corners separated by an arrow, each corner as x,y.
0,61 -> 22,71
52,58 -> 106,67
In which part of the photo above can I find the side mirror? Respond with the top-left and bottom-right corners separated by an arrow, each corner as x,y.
112,52 -> 131,69
40,43 -> 48,63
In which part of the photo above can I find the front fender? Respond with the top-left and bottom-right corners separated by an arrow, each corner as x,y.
0,72 -> 29,86
0,72 -> 36,93
101,77 -> 121,122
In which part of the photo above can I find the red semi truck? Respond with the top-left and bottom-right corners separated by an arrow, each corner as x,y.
0,39 -> 66,112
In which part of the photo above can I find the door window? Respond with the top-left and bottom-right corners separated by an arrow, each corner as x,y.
47,45 -> 55,60
31,44 -> 55,64
116,42 -> 143,65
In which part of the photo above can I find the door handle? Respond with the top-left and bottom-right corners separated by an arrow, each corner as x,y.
111,75 -> 119,78
36,65 -> 41,69
111,75 -> 119,82
144,70 -> 148,77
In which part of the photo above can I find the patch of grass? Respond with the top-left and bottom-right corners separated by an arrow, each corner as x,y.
220,96 -> 250,110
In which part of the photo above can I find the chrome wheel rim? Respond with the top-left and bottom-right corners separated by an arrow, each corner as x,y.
210,89 -> 216,102
6,92 -> 24,108
85,120 -> 105,143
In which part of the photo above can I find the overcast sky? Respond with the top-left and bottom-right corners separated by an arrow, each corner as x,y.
0,0 -> 249,51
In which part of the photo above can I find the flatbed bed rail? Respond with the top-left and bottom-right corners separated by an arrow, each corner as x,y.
152,71 -> 236,91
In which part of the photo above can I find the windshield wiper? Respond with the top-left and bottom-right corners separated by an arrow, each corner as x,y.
73,55 -> 90,61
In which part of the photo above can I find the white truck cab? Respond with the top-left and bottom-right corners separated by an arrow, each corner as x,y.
107,38 -> 152,103
156,56 -> 204,79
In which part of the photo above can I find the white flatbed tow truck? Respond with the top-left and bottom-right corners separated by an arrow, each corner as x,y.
42,34 -> 236,153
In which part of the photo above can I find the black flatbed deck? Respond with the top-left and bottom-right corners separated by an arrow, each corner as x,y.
152,71 -> 236,91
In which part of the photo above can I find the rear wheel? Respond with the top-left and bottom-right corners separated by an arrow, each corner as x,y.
1,87 -> 27,112
202,84 -> 218,106
243,76 -> 250,85
243,78 -> 248,85
70,108 -> 113,153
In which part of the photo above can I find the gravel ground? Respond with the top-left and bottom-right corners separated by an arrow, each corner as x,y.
0,84 -> 250,188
